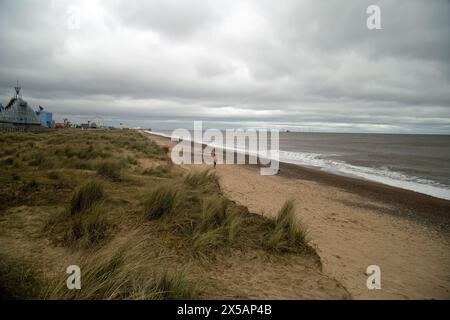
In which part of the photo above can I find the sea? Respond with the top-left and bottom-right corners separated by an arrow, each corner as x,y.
147,130 -> 450,201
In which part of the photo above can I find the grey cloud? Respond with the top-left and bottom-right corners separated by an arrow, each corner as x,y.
0,0 -> 449,133
108,0 -> 222,38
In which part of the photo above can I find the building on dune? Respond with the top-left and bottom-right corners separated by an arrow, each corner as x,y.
36,106 -> 55,128
0,83 -> 54,130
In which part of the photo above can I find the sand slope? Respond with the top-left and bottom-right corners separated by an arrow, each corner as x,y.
144,135 -> 352,299
217,165 -> 450,299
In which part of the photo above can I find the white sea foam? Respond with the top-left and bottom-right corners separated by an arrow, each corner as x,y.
279,150 -> 450,201
144,130 -> 450,201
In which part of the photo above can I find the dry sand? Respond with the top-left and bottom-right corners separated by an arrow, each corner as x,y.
218,164 -> 450,299
146,133 -> 450,300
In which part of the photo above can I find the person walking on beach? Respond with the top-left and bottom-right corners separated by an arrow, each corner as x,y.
211,148 -> 217,169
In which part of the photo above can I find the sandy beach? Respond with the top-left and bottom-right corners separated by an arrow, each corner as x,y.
148,133 -> 450,300
2,1 -> 449,308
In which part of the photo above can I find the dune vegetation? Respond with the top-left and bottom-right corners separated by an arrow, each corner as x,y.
0,129 -> 331,300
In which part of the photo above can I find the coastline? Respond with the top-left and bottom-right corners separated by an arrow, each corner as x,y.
144,130 -> 450,204
144,131 -> 450,299
278,161 -> 450,229
145,130 -> 450,225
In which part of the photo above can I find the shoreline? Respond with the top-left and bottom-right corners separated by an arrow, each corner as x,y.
143,130 -> 450,202
143,130 -> 450,229
278,161 -> 450,229
143,131 -> 450,299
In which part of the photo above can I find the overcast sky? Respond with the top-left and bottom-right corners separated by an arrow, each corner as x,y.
0,0 -> 449,133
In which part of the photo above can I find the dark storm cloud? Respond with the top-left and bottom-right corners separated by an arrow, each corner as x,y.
0,0 -> 449,133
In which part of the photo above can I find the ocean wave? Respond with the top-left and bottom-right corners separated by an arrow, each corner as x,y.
279,150 -> 450,201
144,130 -> 450,200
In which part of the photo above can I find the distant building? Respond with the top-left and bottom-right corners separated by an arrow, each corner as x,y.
80,121 -> 98,129
35,106 -> 54,128
0,83 -> 42,128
